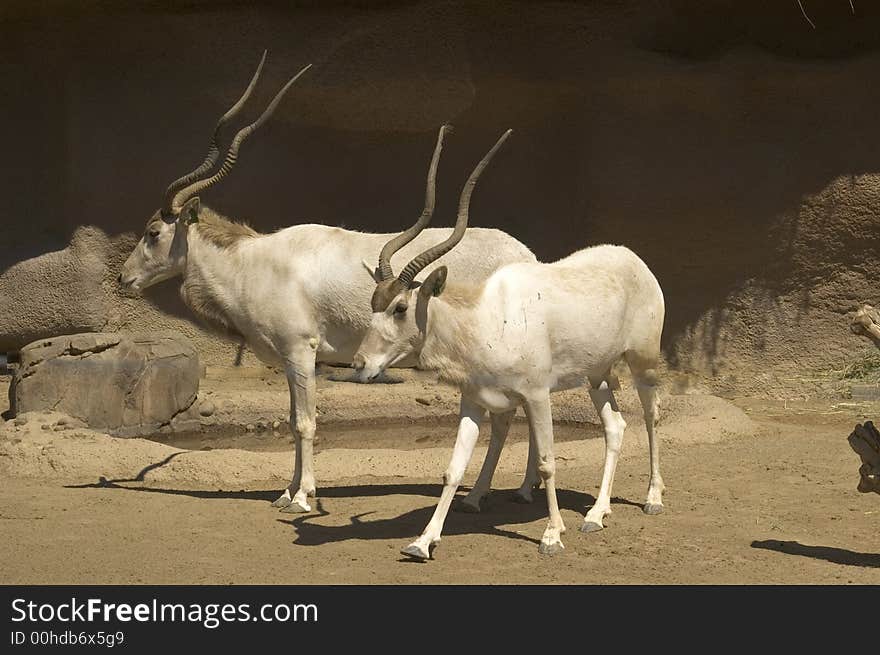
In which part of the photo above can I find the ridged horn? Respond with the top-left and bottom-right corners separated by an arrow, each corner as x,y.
397,129 -> 513,287
376,124 -> 451,280
170,63 -> 313,213
162,51 -> 267,215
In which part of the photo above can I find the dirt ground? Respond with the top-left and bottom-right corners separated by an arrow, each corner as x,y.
1,370 -> 879,584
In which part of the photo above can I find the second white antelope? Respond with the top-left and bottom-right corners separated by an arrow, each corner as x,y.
354,129 -> 666,559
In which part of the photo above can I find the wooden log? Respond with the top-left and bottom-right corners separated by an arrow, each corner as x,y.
848,421 -> 880,494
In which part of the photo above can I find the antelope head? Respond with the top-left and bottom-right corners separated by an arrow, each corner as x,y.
118,52 -> 311,292
353,127 -> 513,381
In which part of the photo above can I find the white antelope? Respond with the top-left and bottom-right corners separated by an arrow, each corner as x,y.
354,129 -> 666,559
118,54 -> 540,514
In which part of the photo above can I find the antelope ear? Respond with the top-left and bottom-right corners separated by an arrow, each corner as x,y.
361,260 -> 382,283
419,266 -> 447,298
180,196 -> 201,225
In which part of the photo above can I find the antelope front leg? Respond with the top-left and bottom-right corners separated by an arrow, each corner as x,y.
401,398 -> 485,560
524,394 -> 565,555
581,381 -> 626,533
273,346 -> 318,513
459,409 -> 514,513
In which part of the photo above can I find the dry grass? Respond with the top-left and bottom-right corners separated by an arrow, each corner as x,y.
840,349 -> 880,382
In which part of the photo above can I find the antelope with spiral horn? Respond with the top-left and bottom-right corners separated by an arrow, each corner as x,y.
118,54 -> 538,514
354,129 -> 667,559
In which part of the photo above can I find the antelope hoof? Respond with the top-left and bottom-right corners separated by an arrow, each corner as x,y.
538,540 -> 565,556
580,521 -> 604,534
511,490 -> 533,504
400,543 -> 432,561
643,503 -> 664,515
271,492 -> 292,508
279,498 -> 312,513
455,497 -> 483,514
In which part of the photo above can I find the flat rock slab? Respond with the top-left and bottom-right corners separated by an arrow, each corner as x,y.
851,385 -> 880,402
9,332 -> 199,437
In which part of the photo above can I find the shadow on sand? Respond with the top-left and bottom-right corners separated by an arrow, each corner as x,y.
751,539 -> 880,568
279,489 -> 642,551
64,456 -> 643,552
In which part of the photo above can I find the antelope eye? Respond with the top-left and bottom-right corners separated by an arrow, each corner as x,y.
393,303 -> 407,316
148,228 -> 160,239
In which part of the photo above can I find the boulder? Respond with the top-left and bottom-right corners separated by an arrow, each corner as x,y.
0,226 -> 112,353
9,332 -> 199,437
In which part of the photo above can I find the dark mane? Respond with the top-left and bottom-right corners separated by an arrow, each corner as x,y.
145,206 -> 260,249
195,207 -> 260,248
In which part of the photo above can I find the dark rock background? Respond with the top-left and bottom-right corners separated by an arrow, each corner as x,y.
1,0 -> 879,394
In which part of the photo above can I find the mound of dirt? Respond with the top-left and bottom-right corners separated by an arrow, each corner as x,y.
0,411 -> 283,487
0,392 -> 753,489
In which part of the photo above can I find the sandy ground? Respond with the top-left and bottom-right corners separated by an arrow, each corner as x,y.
1,371 -> 879,584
